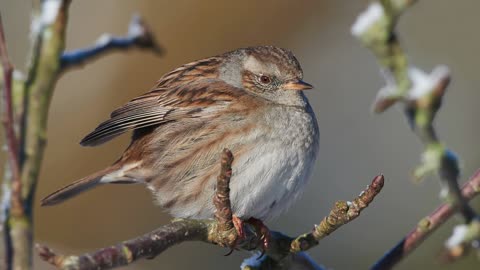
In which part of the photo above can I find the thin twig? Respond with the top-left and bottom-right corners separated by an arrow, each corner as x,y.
60,14 -> 163,72
371,170 -> 480,270
1,1 -> 163,269
290,175 -> 384,253
0,13 -> 23,216
0,12 -> 24,270
352,1 -> 479,267
37,152 -> 385,270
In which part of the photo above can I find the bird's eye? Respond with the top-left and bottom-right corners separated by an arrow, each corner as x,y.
260,75 -> 271,84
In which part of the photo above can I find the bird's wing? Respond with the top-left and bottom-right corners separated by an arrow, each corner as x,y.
80,79 -> 244,146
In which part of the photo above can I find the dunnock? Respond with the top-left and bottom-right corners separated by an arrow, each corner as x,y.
42,46 -> 319,225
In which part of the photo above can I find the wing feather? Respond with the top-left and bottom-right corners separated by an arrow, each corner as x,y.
80,79 -> 241,146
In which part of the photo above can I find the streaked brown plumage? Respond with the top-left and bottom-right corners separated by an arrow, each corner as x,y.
42,46 -> 319,223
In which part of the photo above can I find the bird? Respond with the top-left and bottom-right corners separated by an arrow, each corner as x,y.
42,45 -> 319,235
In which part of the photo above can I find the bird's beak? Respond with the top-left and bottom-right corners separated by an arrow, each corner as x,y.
283,79 -> 314,91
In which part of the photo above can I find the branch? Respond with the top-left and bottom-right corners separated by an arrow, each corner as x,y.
371,169 -> 480,270
352,1 -> 479,267
60,14 -> 163,72
241,251 -> 326,270
289,175 -> 384,253
0,11 -> 27,270
0,1 -> 163,269
36,150 -> 384,270
212,149 -> 239,246
0,13 -> 22,216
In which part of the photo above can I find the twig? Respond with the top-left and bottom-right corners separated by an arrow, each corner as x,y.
0,1 -> 163,269
441,219 -> 480,263
371,169 -> 480,270
0,11 -> 25,270
37,220 -> 212,270
352,1 -> 479,267
243,175 -> 385,270
0,13 -> 22,216
6,1 -> 72,269
212,149 -> 238,246
241,251 -> 326,270
60,14 -> 163,72
289,175 -> 384,253
37,151 -> 385,270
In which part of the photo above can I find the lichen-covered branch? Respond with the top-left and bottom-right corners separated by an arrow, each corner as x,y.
352,1 -> 479,267
60,14 -> 163,72
0,1 -> 162,269
289,175 -> 384,253
371,170 -> 480,270
37,150 -> 384,270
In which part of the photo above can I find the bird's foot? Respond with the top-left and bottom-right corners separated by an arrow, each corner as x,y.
229,216 -> 271,257
245,217 -> 271,256
223,215 -> 246,256
232,215 -> 246,239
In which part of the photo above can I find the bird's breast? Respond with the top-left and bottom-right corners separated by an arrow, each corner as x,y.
228,103 -> 320,220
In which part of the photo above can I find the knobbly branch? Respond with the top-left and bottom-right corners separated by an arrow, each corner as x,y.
37,150 -> 385,270
352,0 -> 479,268
289,175 -> 384,253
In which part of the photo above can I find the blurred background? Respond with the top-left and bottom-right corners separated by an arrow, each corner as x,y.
1,0 -> 480,269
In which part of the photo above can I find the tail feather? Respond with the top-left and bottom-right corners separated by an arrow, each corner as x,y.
41,165 -> 123,206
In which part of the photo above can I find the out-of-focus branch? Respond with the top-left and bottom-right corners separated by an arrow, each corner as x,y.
371,170 -> 480,270
241,251 -> 326,270
0,11 -> 24,270
0,11 -> 23,215
37,150 -> 385,270
0,1 -> 163,269
60,14 -> 163,72
0,67 -> 25,270
0,13 -> 23,216
7,1 -> 72,269
352,1 -> 479,268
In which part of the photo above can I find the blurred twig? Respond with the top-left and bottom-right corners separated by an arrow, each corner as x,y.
0,11 -> 24,270
0,1 -> 162,269
37,150 -> 385,270
0,13 -> 22,212
371,170 -> 480,270
60,14 -> 163,72
352,0 -> 479,268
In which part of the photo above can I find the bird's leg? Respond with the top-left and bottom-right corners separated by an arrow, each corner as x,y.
245,217 -> 271,253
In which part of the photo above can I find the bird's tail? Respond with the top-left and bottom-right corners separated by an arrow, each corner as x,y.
41,164 -> 134,206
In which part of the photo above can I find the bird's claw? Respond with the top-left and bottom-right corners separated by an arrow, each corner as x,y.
229,216 -> 271,257
246,217 -> 271,255
232,215 -> 247,239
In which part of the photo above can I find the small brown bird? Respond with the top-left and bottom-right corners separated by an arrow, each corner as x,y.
42,46 -> 319,228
